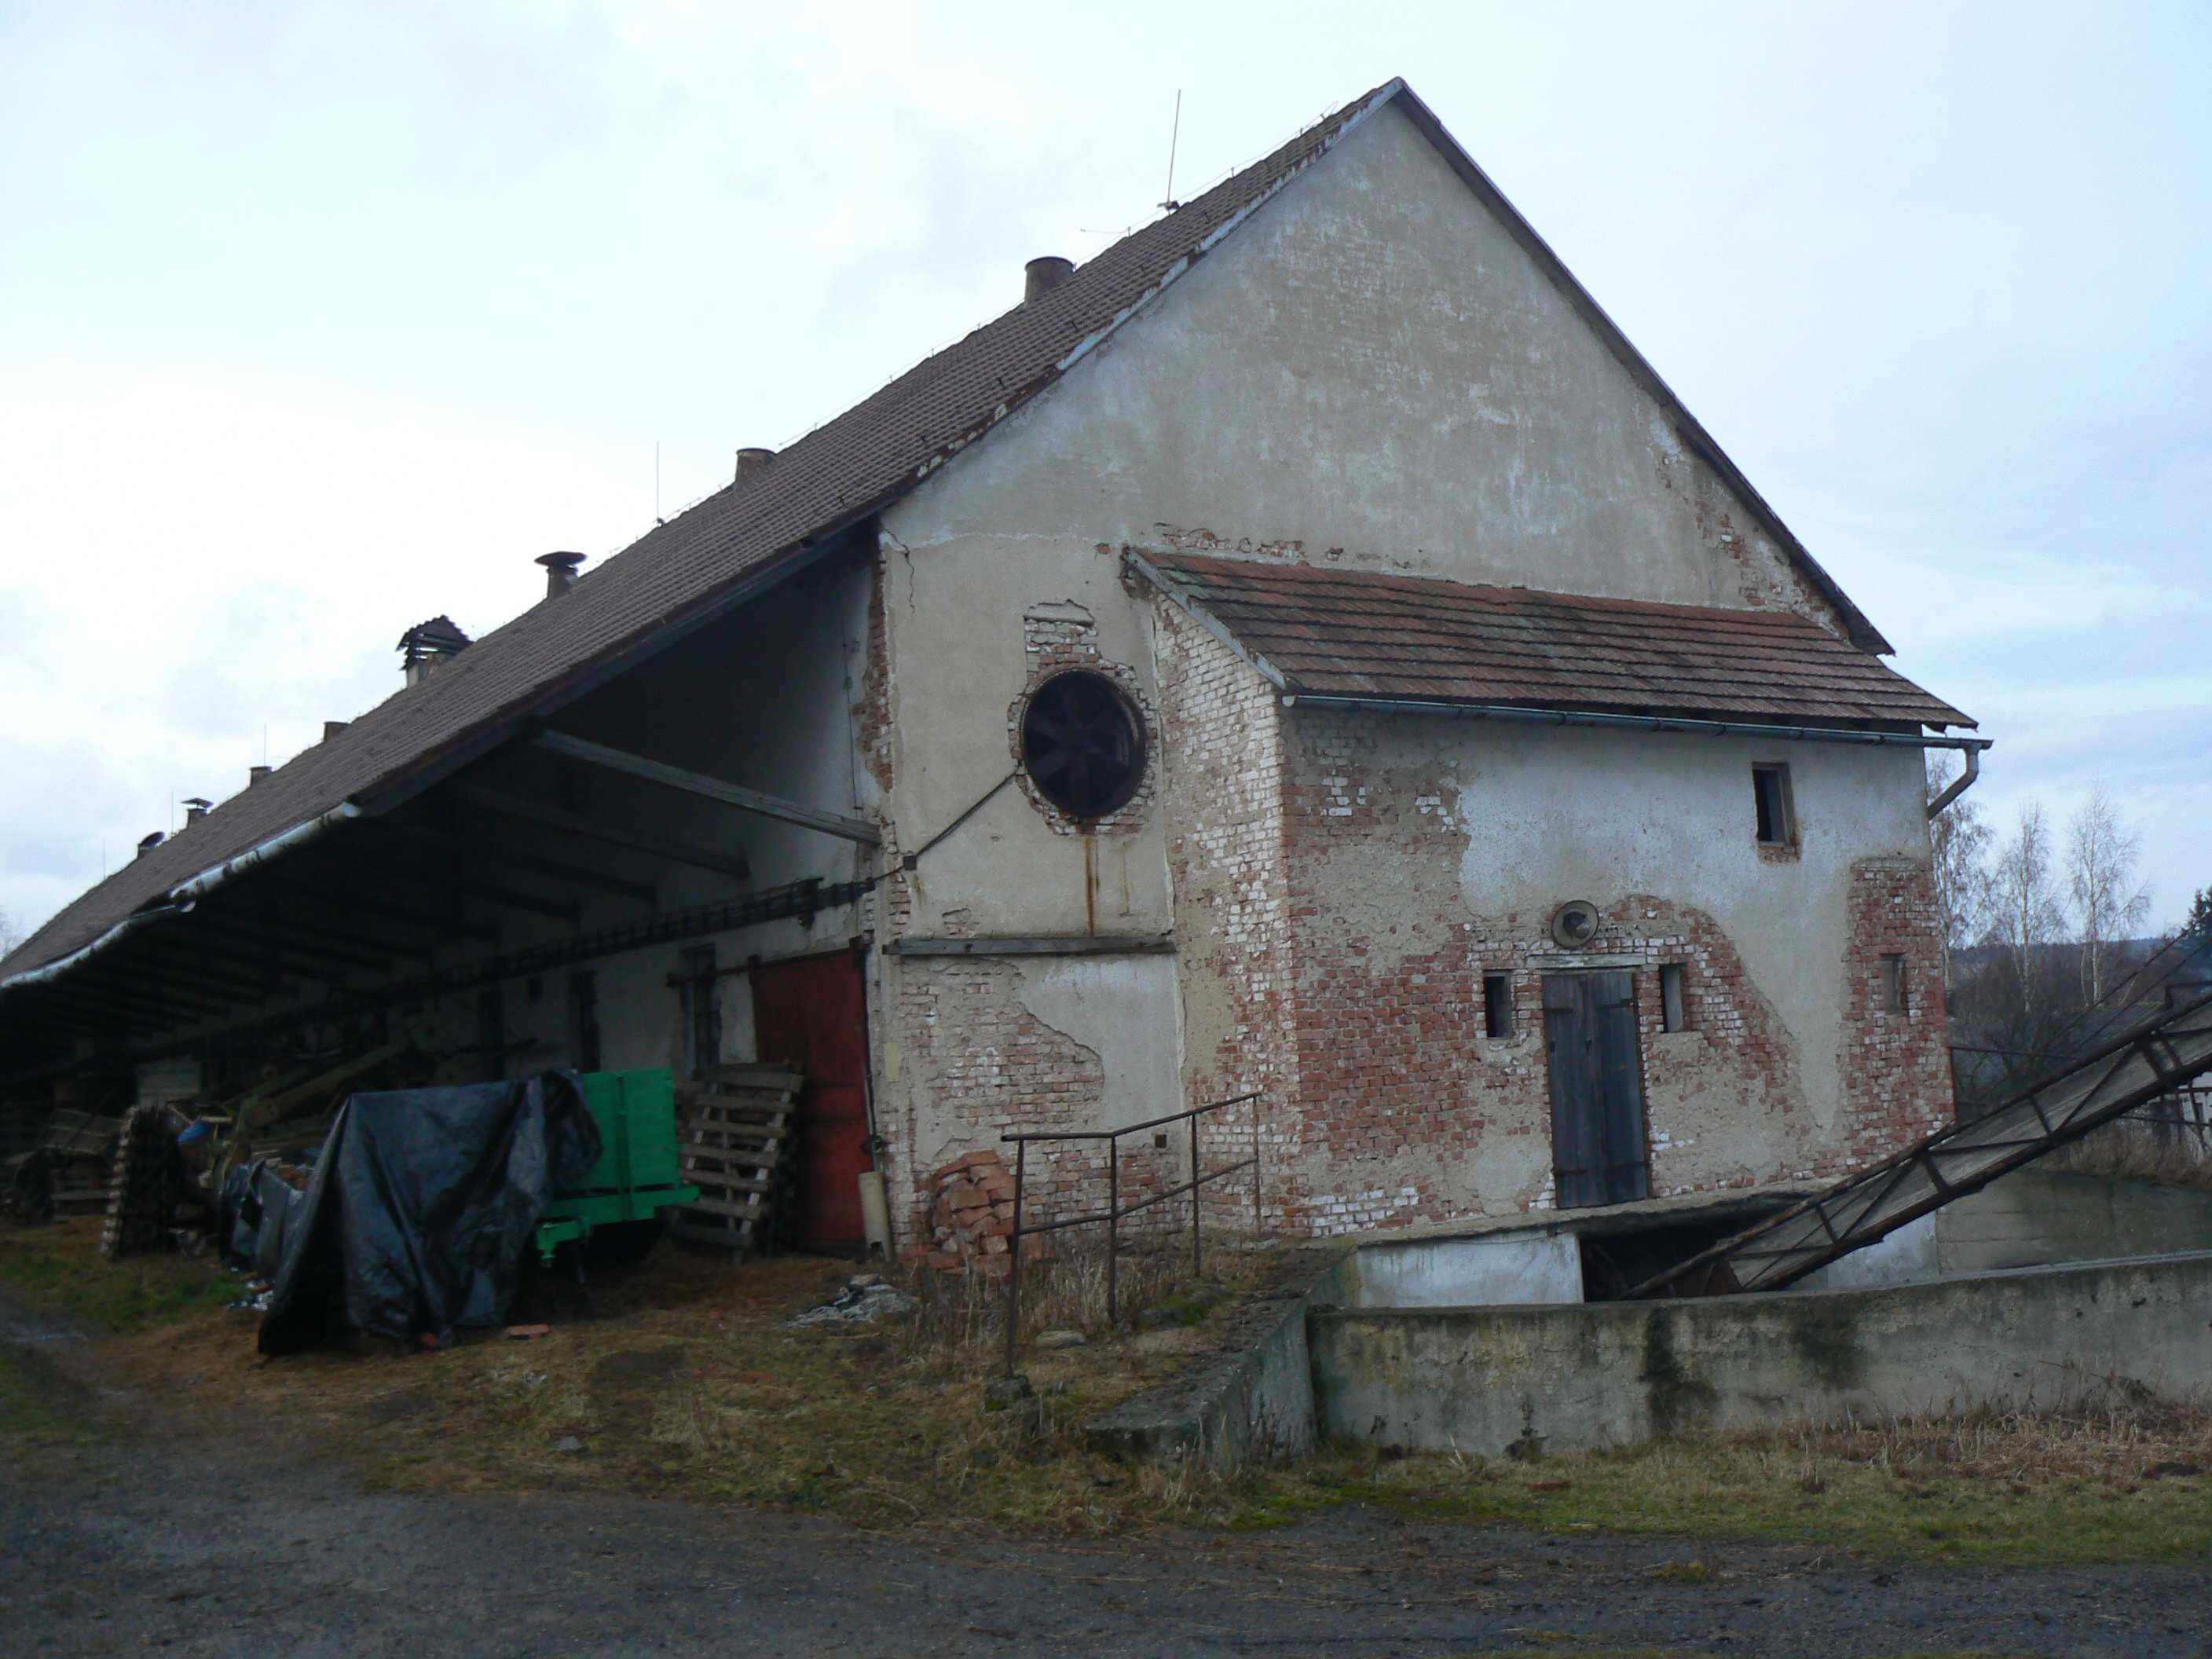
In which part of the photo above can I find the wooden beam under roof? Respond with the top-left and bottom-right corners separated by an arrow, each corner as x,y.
533,731 -> 880,847
454,785 -> 753,881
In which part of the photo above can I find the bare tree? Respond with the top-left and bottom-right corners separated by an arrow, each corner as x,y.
0,907 -> 19,959
1985,800 -> 2067,1021
2067,785 -> 2153,1005
1925,754 -> 1993,987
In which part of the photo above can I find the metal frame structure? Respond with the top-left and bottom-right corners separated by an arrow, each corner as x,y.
1632,983 -> 2212,1298
999,1091 -> 1262,1375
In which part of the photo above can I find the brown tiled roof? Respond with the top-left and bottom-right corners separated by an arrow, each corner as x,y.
1136,552 -> 1972,729
0,76 -> 1899,983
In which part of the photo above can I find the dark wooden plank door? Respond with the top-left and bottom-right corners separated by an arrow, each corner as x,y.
752,951 -> 872,1253
1542,970 -> 1650,1209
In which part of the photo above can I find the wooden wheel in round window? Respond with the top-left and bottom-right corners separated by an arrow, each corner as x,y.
1019,671 -> 1146,820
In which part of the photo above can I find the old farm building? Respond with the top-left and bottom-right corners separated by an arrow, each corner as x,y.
0,81 -> 1982,1260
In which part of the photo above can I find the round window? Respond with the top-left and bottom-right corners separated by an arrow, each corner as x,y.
1019,671 -> 1147,820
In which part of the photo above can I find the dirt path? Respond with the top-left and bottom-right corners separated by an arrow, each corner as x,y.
4,1295 -> 2208,1657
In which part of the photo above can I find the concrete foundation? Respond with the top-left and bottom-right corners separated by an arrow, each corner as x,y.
1311,1250 -> 2212,1456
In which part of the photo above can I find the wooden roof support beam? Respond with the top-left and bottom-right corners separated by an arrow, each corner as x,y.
533,731 -> 879,846
184,913 -> 406,976
454,785 -> 753,882
255,870 -> 500,947
362,820 -> 657,906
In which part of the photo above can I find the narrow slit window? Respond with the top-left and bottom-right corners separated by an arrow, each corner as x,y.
682,945 -> 721,1076
1482,972 -> 1514,1040
569,969 -> 602,1073
1752,764 -> 1795,846
1881,953 -> 1907,1016
1660,963 -> 1687,1032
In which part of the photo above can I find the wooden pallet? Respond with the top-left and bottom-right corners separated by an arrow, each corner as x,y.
671,1064 -> 802,1258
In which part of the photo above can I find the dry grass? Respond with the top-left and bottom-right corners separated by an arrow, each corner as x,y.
84,1228 -> 1280,1535
2052,1122 -> 2212,1192
10,1219 -> 2212,1562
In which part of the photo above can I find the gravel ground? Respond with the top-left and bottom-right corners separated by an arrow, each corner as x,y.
5,1294 -> 2210,1657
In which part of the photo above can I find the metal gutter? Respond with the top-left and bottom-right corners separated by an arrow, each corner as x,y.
0,906 -> 180,992
170,803 -> 364,904
1,804 -> 366,996
1280,693 -> 1992,753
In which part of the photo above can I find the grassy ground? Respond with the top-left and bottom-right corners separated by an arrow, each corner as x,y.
5,1217 -> 2209,1566
0,1218 -> 238,1333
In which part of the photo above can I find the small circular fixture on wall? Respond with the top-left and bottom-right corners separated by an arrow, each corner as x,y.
1549,899 -> 1602,950
1018,669 -> 1147,820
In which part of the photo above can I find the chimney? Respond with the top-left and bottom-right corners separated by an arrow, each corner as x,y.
248,765 -> 271,788
397,615 -> 472,685
183,797 -> 212,826
734,446 -> 775,482
323,720 -> 349,742
1024,255 -> 1074,303
136,831 -> 165,858
536,550 -> 586,598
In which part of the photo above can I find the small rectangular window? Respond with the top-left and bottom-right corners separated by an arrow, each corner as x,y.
1881,953 -> 1907,1016
569,969 -> 602,1073
1482,972 -> 1514,1040
1752,764 -> 1795,846
1660,963 -> 1687,1032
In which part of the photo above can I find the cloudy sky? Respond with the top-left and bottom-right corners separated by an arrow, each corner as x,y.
2,0 -> 2207,943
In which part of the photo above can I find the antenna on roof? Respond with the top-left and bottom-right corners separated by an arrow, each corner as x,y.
655,440 -> 663,525
1160,90 -> 1183,211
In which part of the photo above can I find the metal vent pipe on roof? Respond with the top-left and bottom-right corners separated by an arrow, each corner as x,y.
1024,256 -> 1074,302
734,446 -> 775,482
536,551 -> 586,598
183,797 -> 211,826
136,832 -> 164,858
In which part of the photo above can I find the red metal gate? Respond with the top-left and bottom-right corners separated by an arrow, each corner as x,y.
751,950 -> 872,1254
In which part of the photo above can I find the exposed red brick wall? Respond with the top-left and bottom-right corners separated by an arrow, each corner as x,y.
1837,855 -> 1956,1161
1153,602 -> 1298,1229
891,954 -> 1175,1243
1263,705 -> 1951,1236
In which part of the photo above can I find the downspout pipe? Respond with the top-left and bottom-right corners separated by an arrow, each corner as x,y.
1923,743 -> 1982,822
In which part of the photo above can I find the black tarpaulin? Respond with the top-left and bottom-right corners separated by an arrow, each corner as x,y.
259,1072 -> 600,1354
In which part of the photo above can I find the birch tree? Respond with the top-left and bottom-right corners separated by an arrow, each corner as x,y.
1986,801 -> 2066,1020
2067,786 -> 2152,1005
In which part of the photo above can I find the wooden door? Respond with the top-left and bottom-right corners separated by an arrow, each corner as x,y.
1542,970 -> 1650,1208
752,950 -> 872,1253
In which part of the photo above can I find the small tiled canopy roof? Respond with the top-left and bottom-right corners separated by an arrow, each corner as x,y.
1135,552 -> 1973,730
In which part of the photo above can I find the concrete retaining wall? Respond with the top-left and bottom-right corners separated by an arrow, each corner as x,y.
1087,1251 -> 1351,1467
1345,1229 -> 1584,1307
1310,1250 -> 2212,1456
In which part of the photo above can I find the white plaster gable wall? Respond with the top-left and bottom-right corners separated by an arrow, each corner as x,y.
1445,721 -> 1932,1133
874,531 -> 1170,940
890,98 -> 1842,627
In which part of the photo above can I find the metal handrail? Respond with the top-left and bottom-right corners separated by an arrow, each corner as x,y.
998,1090 -> 1262,1376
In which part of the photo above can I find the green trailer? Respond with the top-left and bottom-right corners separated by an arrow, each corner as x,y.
533,1069 -> 697,1265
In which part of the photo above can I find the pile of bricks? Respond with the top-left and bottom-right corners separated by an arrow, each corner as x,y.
912,1149 -> 1043,1276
